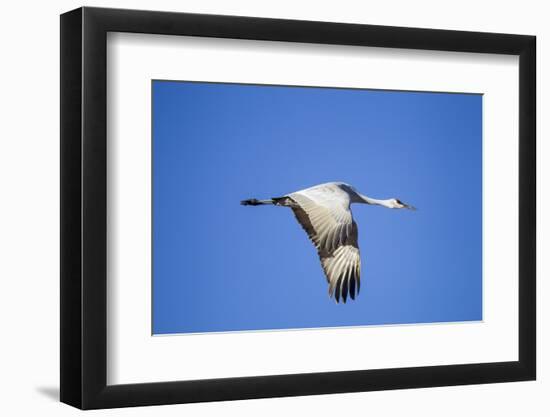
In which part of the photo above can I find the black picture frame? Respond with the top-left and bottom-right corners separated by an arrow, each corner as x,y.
60,6 -> 536,410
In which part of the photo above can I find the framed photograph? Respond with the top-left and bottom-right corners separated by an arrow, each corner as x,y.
60,6 -> 536,409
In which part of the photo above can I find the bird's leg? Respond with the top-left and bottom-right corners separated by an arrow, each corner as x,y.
241,196 -> 293,206
240,198 -> 275,206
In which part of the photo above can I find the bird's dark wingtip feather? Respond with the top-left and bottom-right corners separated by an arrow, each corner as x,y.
334,277 -> 342,303
341,277 -> 348,303
349,277 -> 356,300
329,275 -> 362,303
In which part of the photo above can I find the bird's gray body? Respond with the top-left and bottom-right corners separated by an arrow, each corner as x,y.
241,181 -> 414,303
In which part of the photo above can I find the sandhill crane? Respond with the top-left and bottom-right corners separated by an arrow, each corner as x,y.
241,182 -> 415,303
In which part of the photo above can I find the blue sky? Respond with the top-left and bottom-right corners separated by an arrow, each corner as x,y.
152,80 -> 482,335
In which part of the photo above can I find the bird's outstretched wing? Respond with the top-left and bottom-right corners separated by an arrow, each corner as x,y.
289,188 -> 361,303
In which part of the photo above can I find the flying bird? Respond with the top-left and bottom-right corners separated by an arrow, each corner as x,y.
241,182 -> 415,303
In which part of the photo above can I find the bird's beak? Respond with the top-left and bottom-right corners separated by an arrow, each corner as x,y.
402,202 -> 417,211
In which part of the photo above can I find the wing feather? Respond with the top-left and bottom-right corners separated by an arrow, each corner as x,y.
288,188 -> 362,303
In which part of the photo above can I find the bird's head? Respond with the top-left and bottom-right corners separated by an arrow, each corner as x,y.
390,198 -> 416,210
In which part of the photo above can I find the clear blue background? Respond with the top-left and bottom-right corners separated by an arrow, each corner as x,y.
152,81 -> 482,335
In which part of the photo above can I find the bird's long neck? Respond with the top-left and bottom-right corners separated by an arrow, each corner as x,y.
357,194 -> 394,209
